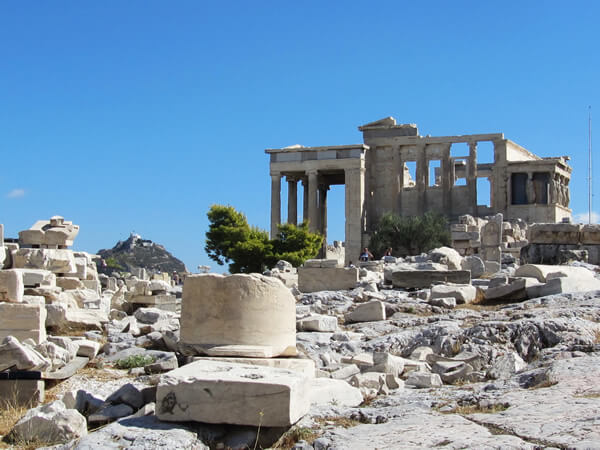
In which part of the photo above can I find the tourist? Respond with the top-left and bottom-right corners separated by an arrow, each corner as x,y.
359,247 -> 374,261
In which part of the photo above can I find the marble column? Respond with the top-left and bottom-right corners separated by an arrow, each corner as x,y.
270,173 -> 281,238
416,145 -> 427,215
287,177 -> 298,225
344,166 -> 365,266
302,178 -> 308,223
468,142 -> 478,215
318,184 -> 328,237
307,170 -> 319,232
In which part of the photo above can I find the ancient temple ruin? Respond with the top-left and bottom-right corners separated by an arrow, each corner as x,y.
266,117 -> 572,264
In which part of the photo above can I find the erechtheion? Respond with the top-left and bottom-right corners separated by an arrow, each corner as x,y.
266,117 -> 572,264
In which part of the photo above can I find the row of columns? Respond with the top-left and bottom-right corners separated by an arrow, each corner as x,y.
270,167 -> 365,265
270,171 -> 329,238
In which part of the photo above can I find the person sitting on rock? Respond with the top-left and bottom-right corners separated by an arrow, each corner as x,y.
384,247 -> 393,257
359,247 -> 374,262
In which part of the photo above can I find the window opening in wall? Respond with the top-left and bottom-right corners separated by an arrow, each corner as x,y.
511,173 -> 528,205
450,142 -> 469,158
453,158 -> 467,186
403,161 -> 416,188
477,141 -> 494,164
477,178 -> 491,206
428,160 -> 441,187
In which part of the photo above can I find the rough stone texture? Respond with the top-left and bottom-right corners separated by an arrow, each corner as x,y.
345,300 -> 386,323
428,247 -> 463,270
515,264 -> 599,282
405,372 -> 442,388
0,379 -> 44,407
0,269 -> 24,302
308,377 -> 363,407
430,283 -> 476,304
461,255 -> 485,278
13,248 -> 77,274
197,357 -> 316,377
56,415 -> 209,449
156,360 -> 310,427
297,314 -> 338,332
321,409 -> 532,449
297,267 -> 358,293
0,302 -> 47,344
0,336 -> 50,371
391,270 -> 470,289
8,400 -> 87,444
14,268 -> 56,287
470,356 -> 600,448
180,274 -> 297,357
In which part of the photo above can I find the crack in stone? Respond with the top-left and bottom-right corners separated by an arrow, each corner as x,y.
463,415 -> 571,449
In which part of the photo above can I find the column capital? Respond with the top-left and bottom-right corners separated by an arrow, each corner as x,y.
270,171 -> 282,179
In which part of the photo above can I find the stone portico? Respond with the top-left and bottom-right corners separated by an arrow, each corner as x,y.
266,117 -> 572,265
266,145 -> 367,266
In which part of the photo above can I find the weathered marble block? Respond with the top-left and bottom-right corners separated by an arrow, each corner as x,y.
298,267 -> 359,292
13,248 -> 76,274
180,274 -> 296,357
391,270 -> 470,289
0,302 -> 46,344
0,269 -> 24,302
156,360 -> 310,426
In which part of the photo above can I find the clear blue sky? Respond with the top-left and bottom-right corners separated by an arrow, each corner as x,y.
1,2 -> 599,272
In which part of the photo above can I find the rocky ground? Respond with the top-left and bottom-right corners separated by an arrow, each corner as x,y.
2,255 -> 600,449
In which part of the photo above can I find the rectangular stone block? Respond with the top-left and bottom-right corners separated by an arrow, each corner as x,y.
0,269 -> 24,302
195,357 -> 316,377
130,294 -> 176,305
0,302 -> 47,344
156,360 -> 310,426
13,248 -> 76,274
391,270 -> 471,289
580,224 -> 600,245
298,267 -> 359,292
0,379 -> 44,407
528,223 -> 581,245
13,269 -> 55,288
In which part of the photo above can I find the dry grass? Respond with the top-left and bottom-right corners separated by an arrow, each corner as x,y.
271,426 -> 321,449
439,402 -> 510,415
574,389 -> 600,399
528,380 -> 558,390
315,416 -> 361,429
0,392 -> 49,450
0,400 -> 28,438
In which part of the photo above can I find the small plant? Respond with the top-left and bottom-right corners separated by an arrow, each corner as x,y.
271,426 -> 320,449
436,402 -> 509,415
315,415 -> 361,428
115,354 -> 155,369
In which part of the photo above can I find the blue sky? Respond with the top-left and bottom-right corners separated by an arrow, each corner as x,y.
1,2 -> 599,272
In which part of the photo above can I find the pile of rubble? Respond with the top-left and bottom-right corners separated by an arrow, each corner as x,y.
1,216 -> 600,448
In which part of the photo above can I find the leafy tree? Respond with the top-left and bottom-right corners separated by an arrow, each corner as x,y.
205,204 -> 323,273
368,211 -> 450,257
269,222 -> 323,267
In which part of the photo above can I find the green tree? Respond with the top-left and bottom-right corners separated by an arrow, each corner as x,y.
368,211 -> 450,257
269,222 -> 323,267
205,204 -> 323,273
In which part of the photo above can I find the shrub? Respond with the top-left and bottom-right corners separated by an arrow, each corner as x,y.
369,211 -> 451,257
115,354 -> 155,369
